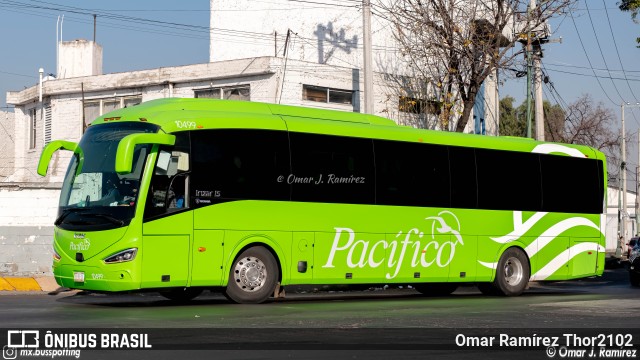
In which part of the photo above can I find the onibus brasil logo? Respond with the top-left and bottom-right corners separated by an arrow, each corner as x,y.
322,211 -> 464,279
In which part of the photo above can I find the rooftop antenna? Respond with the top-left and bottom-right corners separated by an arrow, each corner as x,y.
56,15 -> 64,76
56,15 -> 59,75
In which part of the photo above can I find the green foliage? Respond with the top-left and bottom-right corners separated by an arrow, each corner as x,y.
499,97 -> 565,140
620,0 -> 640,19
499,96 -> 526,137
619,0 -> 640,45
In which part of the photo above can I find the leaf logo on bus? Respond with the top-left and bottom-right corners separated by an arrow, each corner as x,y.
69,239 -> 91,251
323,211 -> 464,279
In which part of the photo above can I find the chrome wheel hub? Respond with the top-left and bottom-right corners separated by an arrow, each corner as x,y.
234,256 -> 267,292
504,257 -> 524,285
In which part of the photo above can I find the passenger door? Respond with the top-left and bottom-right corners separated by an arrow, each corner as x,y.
141,136 -> 193,288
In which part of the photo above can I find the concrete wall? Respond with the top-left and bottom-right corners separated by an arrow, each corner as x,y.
210,0 -> 399,74
0,111 -> 14,179
0,187 -> 58,276
58,40 -> 103,79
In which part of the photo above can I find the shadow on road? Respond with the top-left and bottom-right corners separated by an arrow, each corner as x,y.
53,268 -> 634,308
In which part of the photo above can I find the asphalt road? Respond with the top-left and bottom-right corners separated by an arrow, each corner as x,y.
1,267 -> 638,360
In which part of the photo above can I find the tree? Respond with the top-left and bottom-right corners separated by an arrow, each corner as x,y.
499,96 -> 525,136
499,94 -> 622,180
543,100 -> 565,142
619,0 -> 640,45
379,0 -> 574,132
499,96 -> 564,139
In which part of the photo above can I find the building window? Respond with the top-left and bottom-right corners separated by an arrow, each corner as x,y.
303,85 -> 353,105
29,108 -> 37,149
44,104 -> 52,145
194,85 -> 250,101
399,96 -> 441,115
83,96 -> 142,130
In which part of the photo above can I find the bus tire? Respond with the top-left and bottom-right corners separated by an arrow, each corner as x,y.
414,283 -> 458,296
224,246 -> 278,304
160,288 -> 203,302
491,247 -> 530,296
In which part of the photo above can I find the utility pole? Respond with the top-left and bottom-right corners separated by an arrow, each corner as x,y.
530,0 -> 544,141
526,0 -> 536,138
526,45 -> 532,138
636,132 -> 640,236
620,102 -> 627,258
534,50 -> 544,141
521,0 -> 551,139
362,0 -> 374,114
93,14 -> 97,43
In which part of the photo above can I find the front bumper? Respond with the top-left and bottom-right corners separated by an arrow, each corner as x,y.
54,264 -> 138,292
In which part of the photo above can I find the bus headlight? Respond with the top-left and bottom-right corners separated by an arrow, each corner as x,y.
104,248 -> 138,264
52,247 -> 61,262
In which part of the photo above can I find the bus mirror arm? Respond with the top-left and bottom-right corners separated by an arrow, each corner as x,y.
115,133 -> 176,174
37,140 -> 78,176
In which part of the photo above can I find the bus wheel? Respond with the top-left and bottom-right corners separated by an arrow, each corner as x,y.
224,246 -> 278,304
414,283 -> 458,296
491,247 -> 530,296
160,288 -> 203,302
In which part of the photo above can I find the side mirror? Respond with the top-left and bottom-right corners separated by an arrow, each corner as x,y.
37,140 -> 78,176
115,133 -> 175,174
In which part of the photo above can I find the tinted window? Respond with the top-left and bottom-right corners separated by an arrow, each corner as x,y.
476,149 -> 542,211
290,133 -> 374,204
449,146 -> 477,209
145,132 -> 191,220
374,139 -> 450,207
540,154 -> 602,214
190,129 -> 290,206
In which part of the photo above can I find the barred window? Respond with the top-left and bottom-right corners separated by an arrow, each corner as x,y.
303,85 -> 353,105
194,85 -> 250,101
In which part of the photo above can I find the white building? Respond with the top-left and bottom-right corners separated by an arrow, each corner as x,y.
606,186 -> 638,259
0,42 -> 422,275
210,0 -> 501,134
1,2 -> 506,276
0,111 -> 14,180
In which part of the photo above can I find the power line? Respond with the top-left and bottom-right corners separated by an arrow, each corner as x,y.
584,1 -> 627,103
0,70 -> 36,78
569,9 -> 621,106
544,61 -> 640,74
544,66 -> 640,82
601,0 -> 640,103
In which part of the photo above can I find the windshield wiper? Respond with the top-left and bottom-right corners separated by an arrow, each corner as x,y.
55,208 -> 89,226
84,213 -> 125,226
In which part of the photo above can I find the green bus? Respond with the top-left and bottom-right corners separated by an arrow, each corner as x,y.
38,98 -> 606,303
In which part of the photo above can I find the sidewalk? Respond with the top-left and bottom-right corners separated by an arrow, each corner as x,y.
0,276 -> 58,292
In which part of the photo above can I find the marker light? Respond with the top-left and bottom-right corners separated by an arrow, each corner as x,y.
104,248 -> 138,264
53,247 -> 61,262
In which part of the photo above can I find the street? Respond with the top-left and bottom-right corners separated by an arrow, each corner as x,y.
1,267 -> 639,359
1,268 -> 639,329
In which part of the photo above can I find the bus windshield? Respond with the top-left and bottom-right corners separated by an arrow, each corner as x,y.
57,122 -> 159,231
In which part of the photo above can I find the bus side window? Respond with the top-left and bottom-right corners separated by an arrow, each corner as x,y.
190,129 -> 290,204
144,133 -> 190,220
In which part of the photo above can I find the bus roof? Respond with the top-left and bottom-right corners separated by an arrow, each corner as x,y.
92,98 -> 605,161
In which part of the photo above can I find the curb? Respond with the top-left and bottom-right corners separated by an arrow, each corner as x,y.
0,276 -> 58,292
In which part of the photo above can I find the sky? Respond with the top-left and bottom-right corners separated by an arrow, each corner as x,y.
1,0 -> 640,159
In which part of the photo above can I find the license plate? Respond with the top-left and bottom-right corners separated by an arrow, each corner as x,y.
73,272 -> 85,283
